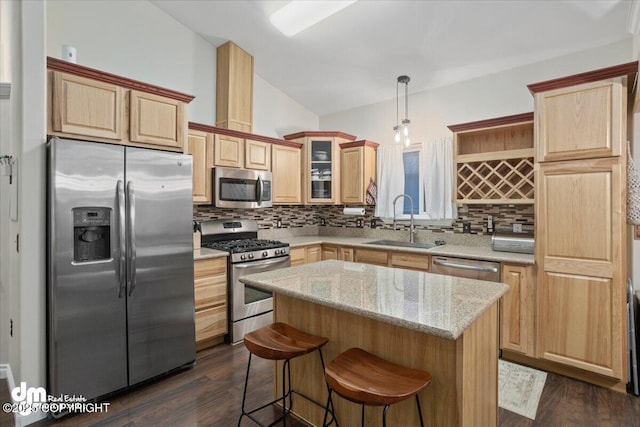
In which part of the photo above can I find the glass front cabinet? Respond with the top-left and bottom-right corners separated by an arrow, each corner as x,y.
284,131 -> 356,204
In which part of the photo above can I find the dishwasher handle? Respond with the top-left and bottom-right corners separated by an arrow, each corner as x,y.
432,258 -> 499,274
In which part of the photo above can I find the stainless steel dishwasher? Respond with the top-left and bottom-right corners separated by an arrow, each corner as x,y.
430,256 -> 501,282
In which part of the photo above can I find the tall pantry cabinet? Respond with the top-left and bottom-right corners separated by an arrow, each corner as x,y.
529,63 -> 636,381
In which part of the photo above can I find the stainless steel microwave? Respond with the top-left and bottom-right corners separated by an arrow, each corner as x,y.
213,167 -> 272,208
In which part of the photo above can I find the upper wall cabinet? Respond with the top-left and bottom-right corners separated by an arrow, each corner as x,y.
340,140 -> 378,205
272,144 -> 302,204
187,130 -> 214,205
47,57 -> 194,152
189,122 -> 304,204
50,71 -> 124,141
284,131 -> 357,205
214,134 -> 245,168
533,80 -> 624,163
448,113 -> 534,205
130,90 -> 185,150
216,41 -> 254,133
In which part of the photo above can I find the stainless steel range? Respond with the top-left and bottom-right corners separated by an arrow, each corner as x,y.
200,219 -> 290,343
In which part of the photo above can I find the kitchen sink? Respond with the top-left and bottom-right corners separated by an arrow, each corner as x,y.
365,240 -> 436,249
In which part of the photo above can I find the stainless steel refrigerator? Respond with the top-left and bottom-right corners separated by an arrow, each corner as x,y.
47,137 -> 195,403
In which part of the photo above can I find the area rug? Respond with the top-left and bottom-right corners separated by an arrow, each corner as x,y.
498,359 -> 547,420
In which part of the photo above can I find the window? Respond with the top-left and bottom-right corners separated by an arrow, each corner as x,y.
375,139 -> 456,224
402,151 -> 420,215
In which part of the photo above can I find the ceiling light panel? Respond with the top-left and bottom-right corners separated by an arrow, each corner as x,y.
270,0 -> 358,37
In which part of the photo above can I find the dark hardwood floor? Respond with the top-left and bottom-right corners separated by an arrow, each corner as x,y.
14,344 -> 640,426
0,379 -> 15,427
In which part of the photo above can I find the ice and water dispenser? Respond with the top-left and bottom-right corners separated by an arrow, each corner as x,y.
73,207 -> 111,262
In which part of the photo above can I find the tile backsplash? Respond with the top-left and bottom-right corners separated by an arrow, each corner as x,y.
194,203 -> 533,235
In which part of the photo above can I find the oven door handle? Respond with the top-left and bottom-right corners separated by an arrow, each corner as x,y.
234,256 -> 290,270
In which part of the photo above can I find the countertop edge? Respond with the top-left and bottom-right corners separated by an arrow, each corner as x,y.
282,237 -> 534,265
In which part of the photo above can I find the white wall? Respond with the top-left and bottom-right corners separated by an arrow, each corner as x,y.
0,1 -> 47,425
321,38 -> 635,144
46,0 -> 215,124
253,74 -> 318,137
46,0 -> 319,134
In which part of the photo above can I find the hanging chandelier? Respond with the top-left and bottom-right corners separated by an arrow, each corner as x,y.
393,75 -> 411,147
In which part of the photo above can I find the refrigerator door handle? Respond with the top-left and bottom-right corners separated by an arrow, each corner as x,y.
127,181 -> 137,297
117,180 -> 126,298
256,176 -> 263,207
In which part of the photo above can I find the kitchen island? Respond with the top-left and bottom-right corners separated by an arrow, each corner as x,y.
240,260 -> 508,427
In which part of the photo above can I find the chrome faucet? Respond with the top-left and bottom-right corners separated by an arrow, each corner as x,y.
392,194 -> 416,243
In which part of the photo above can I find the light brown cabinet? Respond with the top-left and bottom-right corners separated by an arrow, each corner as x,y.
340,140 -> 378,205
536,157 -> 625,378
129,90 -> 185,150
186,130 -> 214,205
272,144 -> 302,204
534,79 -> 624,162
530,65 -> 629,383
245,139 -> 271,170
322,245 -> 356,262
354,248 -> 389,266
389,252 -> 430,272
290,245 -> 322,265
449,113 -> 534,204
50,71 -> 124,141
216,41 -> 253,133
194,257 -> 228,348
284,131 -> 357,204
500,264 -> 535,356
214,134 -> 245,168
47,59 -> 193,152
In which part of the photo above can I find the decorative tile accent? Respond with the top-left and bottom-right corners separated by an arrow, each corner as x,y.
194,203 -> 534,235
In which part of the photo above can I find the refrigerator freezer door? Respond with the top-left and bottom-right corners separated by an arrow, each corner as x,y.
48,138 -> 128,400
125,147 -> 196,385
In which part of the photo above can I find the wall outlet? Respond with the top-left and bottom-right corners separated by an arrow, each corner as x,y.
513,223 -> 523,233
276,219 -> 282,228
320,218 -> 326,226
356,218 -> 363,228
463,222 -> 471,233
371,218 -> 377,228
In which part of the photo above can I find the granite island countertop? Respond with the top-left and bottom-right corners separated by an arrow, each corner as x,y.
241,259 -> 508,340
277,236 -> 534,265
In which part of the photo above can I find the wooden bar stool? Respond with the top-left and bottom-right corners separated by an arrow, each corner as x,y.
322,347 -> 432,427
239,322 -> 336,427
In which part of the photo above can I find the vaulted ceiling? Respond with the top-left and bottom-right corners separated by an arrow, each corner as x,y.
152,0 -> 635,116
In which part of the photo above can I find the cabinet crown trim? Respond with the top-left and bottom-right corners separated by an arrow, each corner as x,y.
447,112 -> 533,132
47,57 -> 195,103
283,131 -> 357,141
189,121 -> 302,148
340,140 -> 380,149
527,61 -> 638,94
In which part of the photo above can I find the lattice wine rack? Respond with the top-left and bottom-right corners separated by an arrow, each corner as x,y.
448,113 -> 535,205
457,156 -> 534,203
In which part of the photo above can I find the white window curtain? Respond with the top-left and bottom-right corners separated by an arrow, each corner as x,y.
375,137 -> 456,221
374,144 -> 404,219
422,137 -> 457,219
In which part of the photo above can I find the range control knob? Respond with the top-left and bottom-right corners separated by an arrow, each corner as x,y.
262,251 -> 268,258
248,253 -> 254,259
240,254 -> 246,260
274,249 -> 280,255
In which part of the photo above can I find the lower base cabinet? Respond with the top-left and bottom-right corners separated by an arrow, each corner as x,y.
500,264 -> 535,357
194,257 -> 227,348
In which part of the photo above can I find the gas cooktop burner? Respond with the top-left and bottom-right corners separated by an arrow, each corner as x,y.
202,238 -> 289,254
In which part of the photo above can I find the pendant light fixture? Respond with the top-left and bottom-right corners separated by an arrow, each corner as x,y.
393,75 -> 411,147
